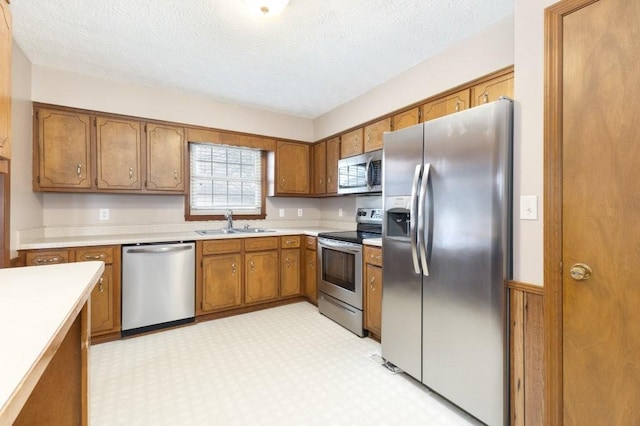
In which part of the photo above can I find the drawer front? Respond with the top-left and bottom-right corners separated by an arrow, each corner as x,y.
364,245 -> 382,266
280,235 -> 301,249
75,246 -> 115,264
244,237 -> 279,252
26,249 -> 71,266
202,239 -> 242,255
305,236 -> 317,250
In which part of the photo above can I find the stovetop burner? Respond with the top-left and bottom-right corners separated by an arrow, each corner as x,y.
318,208 -> 382,244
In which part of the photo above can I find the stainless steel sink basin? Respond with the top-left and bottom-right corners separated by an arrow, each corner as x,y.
195,228 -> 274,236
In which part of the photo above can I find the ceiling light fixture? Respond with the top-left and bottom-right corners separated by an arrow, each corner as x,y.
243,0 -> 290,16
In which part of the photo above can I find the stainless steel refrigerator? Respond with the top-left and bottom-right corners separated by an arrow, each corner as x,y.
381,99 -> 513,426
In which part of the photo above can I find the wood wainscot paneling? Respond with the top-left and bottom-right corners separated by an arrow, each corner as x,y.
508,280 -> 544,426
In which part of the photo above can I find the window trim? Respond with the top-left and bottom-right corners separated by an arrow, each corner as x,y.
184,143 -> 268,222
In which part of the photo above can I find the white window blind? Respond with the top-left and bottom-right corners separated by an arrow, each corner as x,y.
190,143 -> 262,215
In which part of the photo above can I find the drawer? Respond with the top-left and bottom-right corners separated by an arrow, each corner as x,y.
305,236 -> 317,251
364,245 -> 382,266
244,237 -> 279,252
280,235 -> 301,249
26,249 -> 71,266
75,246 -> 115,264
202,239 -> 242,255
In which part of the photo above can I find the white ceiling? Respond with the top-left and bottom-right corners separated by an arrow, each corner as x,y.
11,0 -> 513,119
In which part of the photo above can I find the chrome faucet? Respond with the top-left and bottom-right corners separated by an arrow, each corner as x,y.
224,210 -> 233,229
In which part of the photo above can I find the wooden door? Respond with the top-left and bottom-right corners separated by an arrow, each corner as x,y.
546,0 -> 640,423
471,72 -> 514,106
325,137 -> 340,194
420,89 -> 470,122
363,118 -> 390,152
37,109 -> 92,189
276,141 -> 309,194
0,0 -> 11,160
146,124 -> 185,192
96,117 -> 142,190
364,263 -> 382,336
245,251 -> 278,304
90,266 -> 114,334
201,253 -> 242,312
340,128 -> 363,158
391,107 -> 419,130
313,141 -> 326,194
304,246 -> 317,303
281,248 -> 301,297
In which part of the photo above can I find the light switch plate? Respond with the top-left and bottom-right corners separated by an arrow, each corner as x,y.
520,196 -> 538,220
279,208 -> 285,217
297,209 -> 303,217
99,208 -> 109,221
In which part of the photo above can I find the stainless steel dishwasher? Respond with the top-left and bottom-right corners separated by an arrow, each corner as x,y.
122,241 -> 195,336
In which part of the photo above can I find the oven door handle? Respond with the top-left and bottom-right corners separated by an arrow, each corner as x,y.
318,240 -> 362,253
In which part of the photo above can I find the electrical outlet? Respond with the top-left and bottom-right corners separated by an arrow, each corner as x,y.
338,208 -> 343,217
297,209 -> 303,217
520,196 -> 538,220
99,208 -> 110,221
279,208 -> 285,217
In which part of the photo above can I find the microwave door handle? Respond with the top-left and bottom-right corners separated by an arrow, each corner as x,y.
364,157 -> 373,190
418,163 -> 430,276
410,164 -> 422,274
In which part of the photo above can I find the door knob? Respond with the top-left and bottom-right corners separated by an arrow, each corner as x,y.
569,263 -> 592,281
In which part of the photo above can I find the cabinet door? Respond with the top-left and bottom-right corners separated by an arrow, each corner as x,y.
304,247 -> 317,303
391,107 -> 419,131
25,249 -> 71,266
91,266 -> 114,334
201,253 -> 242,313
471,72 -> 514,106
313,141 -> 326,194
0,0 -> 11,160
281,249 -> 301,297
146,124 -> 185,192
420,89 -> 470,122
37,109 -> 92,189
96,117 -> 142,190
325,137 -> 340,194
245,251 -> 279,304
365,264 -> 382,336
364,118 -> 390,152
276,141 -> 309,194
340,128 -> 364,158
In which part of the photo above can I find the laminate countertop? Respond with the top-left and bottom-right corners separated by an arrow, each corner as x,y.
0,262 -> 104,424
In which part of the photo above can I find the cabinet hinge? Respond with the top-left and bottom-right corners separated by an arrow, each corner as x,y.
560,261 -> 563,274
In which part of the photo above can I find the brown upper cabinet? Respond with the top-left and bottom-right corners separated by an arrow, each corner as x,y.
325,137 -> 340,194
33,104 -> 187,194
391,107 -> 420,131
340,128 -> 364,158
421,89 -> 471,122
96,117 -> 142,190
0,0 -> 11,161
276,141 -> 310,195
364,118 -> 390,152
146,124 -> 185,192
36,108 -> 93,190
313,141 -> 326,194
471,72 -> 514,106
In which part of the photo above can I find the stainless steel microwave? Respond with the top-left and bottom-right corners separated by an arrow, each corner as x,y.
337,150 -> 382,194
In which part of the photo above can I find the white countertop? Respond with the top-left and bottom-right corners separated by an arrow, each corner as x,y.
0,262 -> 104,422
19,227 -> 340,250
363,237 -> 382,247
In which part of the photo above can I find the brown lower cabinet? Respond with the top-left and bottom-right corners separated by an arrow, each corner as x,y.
304,236 -> 317,303
363,245 -> 382,338
21,245 -> 121,342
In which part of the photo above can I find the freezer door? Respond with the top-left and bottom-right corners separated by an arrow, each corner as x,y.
421,99 -> 512,426
381,123 -> 424,380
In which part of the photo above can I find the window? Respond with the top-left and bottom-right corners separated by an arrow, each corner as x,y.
187,142 -> 265,219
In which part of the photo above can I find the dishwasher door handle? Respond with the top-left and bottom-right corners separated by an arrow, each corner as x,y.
126,245 -> 193,254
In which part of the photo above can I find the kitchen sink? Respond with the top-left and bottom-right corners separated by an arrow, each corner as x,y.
195,228 -> 275,236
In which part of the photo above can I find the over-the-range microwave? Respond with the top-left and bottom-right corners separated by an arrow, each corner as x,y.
337,149 -> 382,195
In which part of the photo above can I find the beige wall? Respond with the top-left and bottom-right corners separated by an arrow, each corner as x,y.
10,43 -> 43,256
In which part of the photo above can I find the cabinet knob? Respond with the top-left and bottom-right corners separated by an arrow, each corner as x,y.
174,170 -> 178,182
250,261 -> 255,272
370,276 -> 376,290
129,167 -> 133,180
76,164 -> 82,178
231,262 -> 236,275
455,100 -> 461,112
83,254 -> 105,261
99,277 -> 104,292
482,92 -> 489,103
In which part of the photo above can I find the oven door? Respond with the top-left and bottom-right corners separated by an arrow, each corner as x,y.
317,238 -> 363,310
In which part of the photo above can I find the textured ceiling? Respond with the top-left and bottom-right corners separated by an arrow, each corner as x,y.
11,0 -> 513,119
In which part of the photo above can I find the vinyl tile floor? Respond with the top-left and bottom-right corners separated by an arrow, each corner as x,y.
90,302 -> 482,425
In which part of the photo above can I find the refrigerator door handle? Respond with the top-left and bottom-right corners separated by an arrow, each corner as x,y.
418,163 -> 430,276
410,164 -> 422,274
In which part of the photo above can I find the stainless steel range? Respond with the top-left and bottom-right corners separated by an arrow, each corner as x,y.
317,208 -> 382,336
